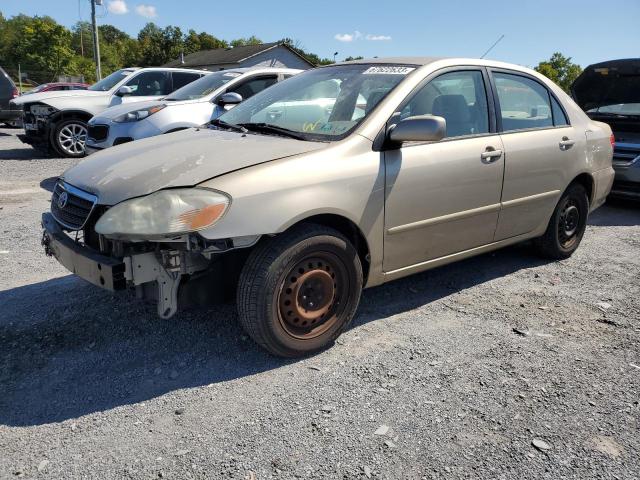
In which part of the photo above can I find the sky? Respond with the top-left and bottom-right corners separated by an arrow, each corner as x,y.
2,0 -> 640,68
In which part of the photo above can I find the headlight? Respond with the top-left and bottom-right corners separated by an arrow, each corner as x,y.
113,104 -> 166,123
95,188 -> 230,238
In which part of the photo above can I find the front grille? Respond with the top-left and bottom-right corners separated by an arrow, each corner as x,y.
613,143 -> 640,164
88,124 -> 109,142
51,181 -> 98,230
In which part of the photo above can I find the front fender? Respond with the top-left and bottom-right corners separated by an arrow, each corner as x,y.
197,136 -> 386,285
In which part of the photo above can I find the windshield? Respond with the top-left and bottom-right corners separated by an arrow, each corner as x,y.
88,69 -> 134,91
165,71 -> 241,101
217,64 -> 415,141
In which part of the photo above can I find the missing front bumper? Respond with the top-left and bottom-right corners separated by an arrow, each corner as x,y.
42,212 -> 126,290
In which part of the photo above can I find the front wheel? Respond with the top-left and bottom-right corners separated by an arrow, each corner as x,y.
237,224 -> 363,357
52,118 -> 88,157
534,183 -> 589,259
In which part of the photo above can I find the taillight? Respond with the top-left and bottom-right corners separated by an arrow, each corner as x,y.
11,87 -> 18,99
610,133 -> 615,149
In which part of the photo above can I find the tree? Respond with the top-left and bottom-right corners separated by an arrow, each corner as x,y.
344,56 -> 364,62
280,38 -> 333,66
230,35 -> 262,47
535,53 -> 582,93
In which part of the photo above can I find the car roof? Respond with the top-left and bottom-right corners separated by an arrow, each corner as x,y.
333,56 -> 542,77
205,67 -> 302,74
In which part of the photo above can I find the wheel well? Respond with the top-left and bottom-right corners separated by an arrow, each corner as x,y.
51,110 -> 93,125
286,214 -> 371,283
569,173 -> 594,204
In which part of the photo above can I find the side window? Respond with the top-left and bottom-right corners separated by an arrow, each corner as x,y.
493,72 -> 553,131
401,70 -> 489,138
172,72 -> 201,91
551,95 -> 569,126
228,75 -> 278,100
125,71 -> 171,96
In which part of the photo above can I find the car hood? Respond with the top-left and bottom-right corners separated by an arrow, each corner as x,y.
571,58 -> 640,111
63,128 -> 328,205
90,99 -> 168,121
90,98 -> 203,121
12,89 -> 107,106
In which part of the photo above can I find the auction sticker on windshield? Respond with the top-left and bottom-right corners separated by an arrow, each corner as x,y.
363,66 -> 415,75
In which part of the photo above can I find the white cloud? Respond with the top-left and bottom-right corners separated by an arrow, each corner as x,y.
366,34 -> 392,41
334,31 -> 363,42
135,4 -> 157,18
335,33 -> 354,42
335,31 -> 391,42
107,0 -> 128,14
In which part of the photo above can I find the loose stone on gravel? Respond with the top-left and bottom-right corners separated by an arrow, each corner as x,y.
532,439 -> 552,451
374,425 -> 390,435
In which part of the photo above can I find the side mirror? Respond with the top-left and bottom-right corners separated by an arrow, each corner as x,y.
388,115 -> 446,144
115,85 -> 135,97
215,92 -> 243,106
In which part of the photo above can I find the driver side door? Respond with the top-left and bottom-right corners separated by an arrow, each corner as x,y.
383,68 -> 505,273
110,71 -> 172,107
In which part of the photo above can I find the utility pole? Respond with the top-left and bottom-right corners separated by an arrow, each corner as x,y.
90,0 -> 102,80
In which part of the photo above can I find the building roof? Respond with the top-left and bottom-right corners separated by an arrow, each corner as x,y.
164,42 -> 315,69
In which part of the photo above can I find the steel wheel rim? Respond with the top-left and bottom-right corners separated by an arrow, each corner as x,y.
277,253 -> 348,340
558,200 -> 581,248
58,123 -> 87,155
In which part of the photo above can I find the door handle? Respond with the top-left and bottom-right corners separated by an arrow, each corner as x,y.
559,137 -> 575,150
481,148 -> 503,163
267,110 -> 283,119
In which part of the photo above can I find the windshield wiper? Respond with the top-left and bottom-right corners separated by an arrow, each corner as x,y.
210,118 -> 248,133
237,122 -> 307,141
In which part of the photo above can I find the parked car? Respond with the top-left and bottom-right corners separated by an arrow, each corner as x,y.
22,82 -> 90,95
11,67 -> 207,157
572,58 -> 640,200
0,67 -> 21,127
41,57 -> 614,357
85,67 -> 301,153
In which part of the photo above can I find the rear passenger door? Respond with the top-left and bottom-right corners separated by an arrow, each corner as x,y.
490,70 -> 580,240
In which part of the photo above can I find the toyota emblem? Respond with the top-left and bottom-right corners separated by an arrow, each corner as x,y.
57,191 -> 69,209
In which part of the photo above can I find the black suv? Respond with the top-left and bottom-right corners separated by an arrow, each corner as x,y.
0,67 -> 21,126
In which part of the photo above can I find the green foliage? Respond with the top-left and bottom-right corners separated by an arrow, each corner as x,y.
230,35 -> 262,47
0,12 -> 334,83
280,38 -> 333,66
534,52 -> 582,93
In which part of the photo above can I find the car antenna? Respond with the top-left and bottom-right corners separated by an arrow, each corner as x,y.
480,34 -> 505,59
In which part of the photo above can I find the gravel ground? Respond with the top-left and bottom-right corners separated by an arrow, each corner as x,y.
0,127 -> 639,479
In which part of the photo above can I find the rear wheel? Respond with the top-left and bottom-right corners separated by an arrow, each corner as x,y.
237,224 -> 363,357
534,183 -> 589,259
52,118 -> 88,157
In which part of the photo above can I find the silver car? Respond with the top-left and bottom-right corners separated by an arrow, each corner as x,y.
42,57 -> 614,357
85,67 -> 301,153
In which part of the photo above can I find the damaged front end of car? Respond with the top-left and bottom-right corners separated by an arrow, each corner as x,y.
42,180 -> 259,318
18,102 -> 58,149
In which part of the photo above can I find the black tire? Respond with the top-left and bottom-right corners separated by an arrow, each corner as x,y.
237,223 -> 363,357
51,118 -> 88,158
534,183 -> 589,259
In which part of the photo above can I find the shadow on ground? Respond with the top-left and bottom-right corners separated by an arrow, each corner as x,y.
589,199 -> 640,226
0,147 -> 50,160
1,203 -> 637,427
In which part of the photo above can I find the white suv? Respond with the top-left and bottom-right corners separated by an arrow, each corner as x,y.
85,67 -> 301,153
12,67 -> 207,157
